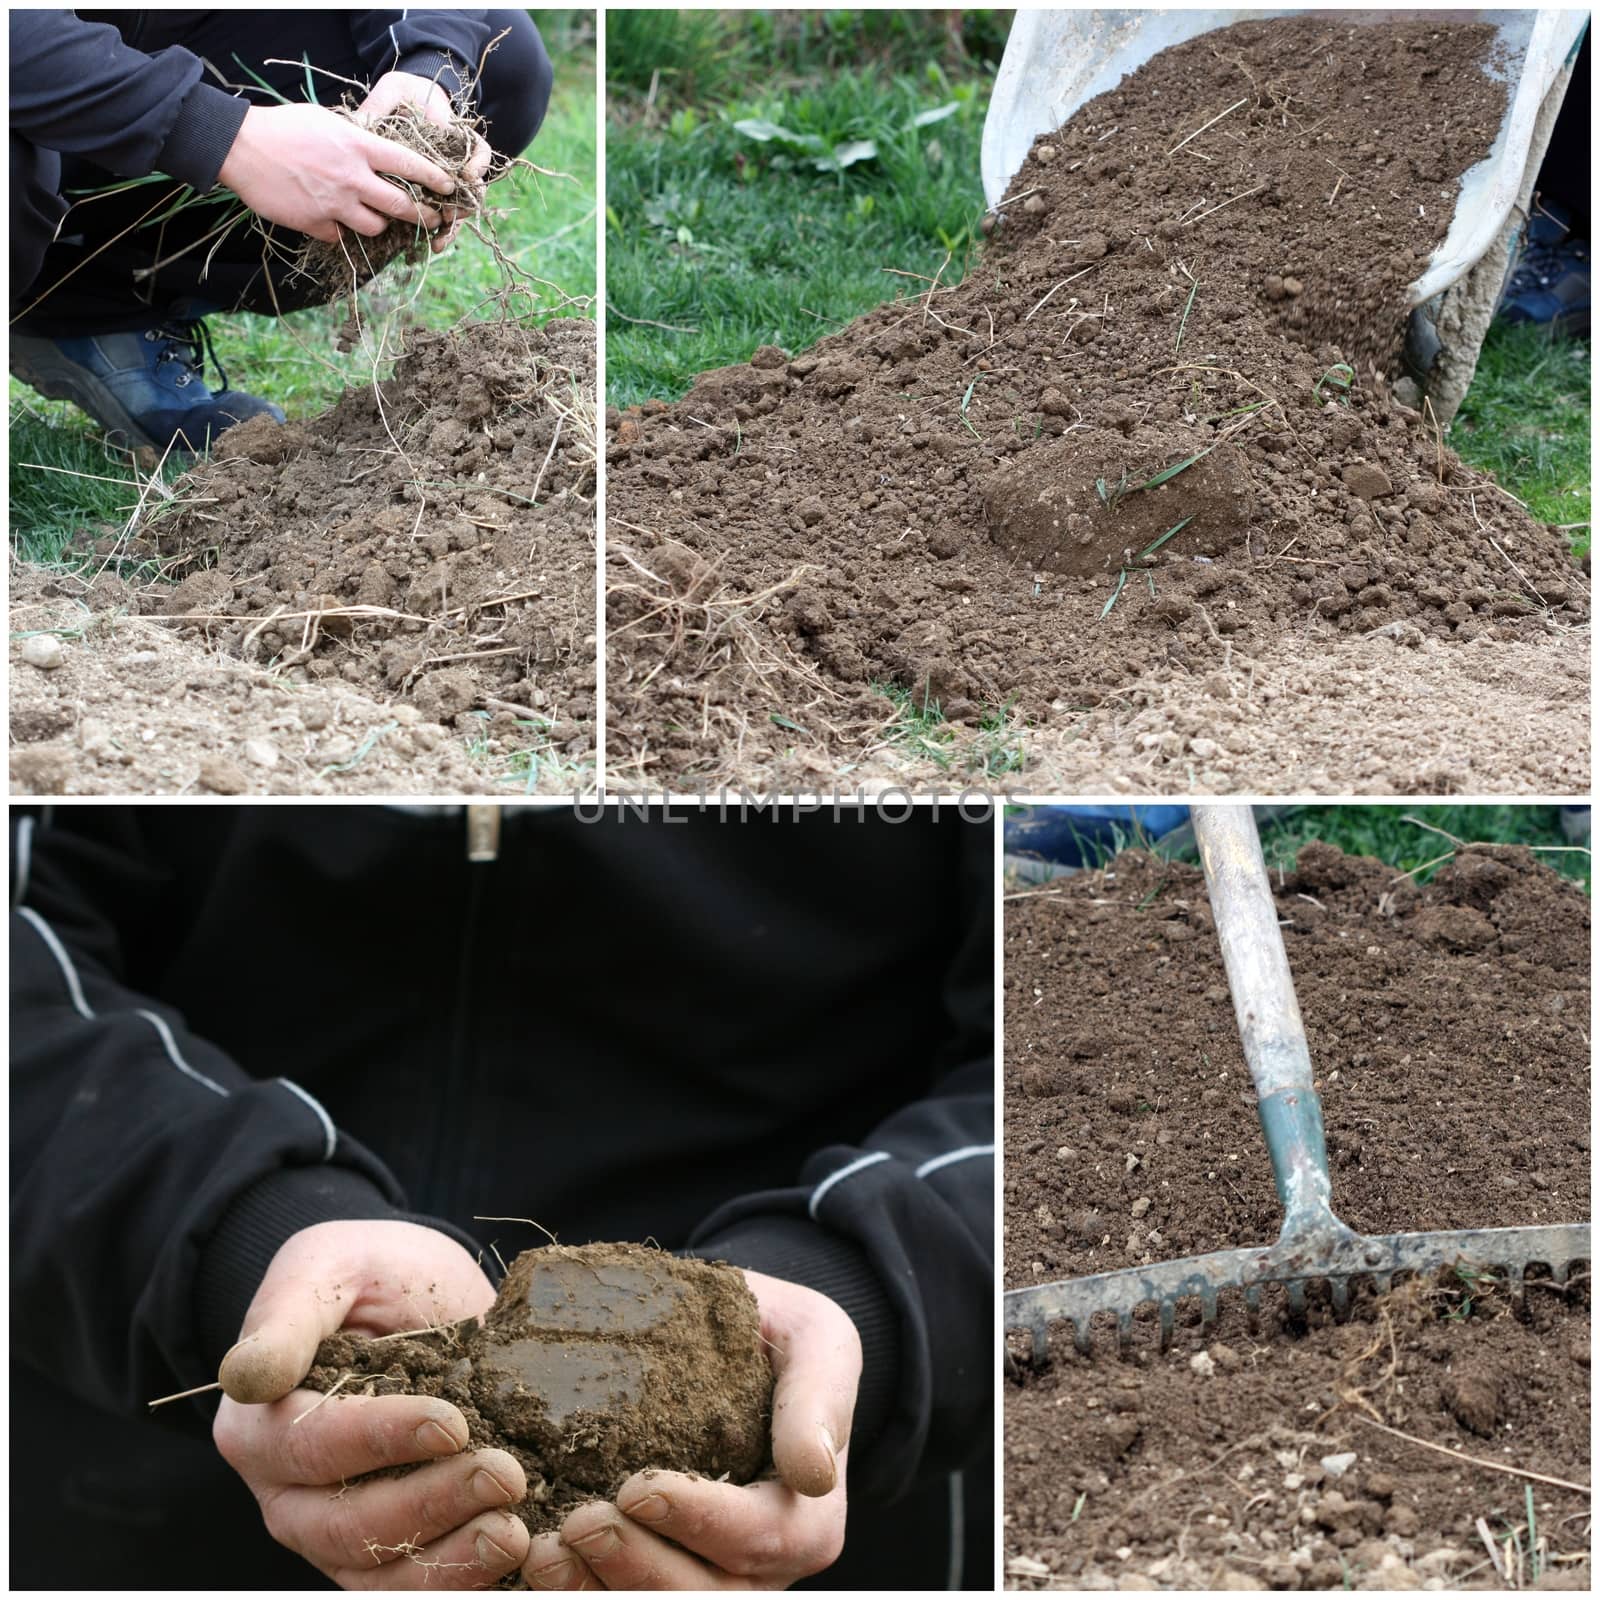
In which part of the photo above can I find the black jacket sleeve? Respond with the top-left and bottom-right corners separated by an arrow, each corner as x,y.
7,813 -> 471,1418
8,11 -> 248,188
349,10 -> 495,104
687,833 -> 994,1505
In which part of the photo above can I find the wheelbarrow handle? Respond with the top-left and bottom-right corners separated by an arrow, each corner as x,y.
1193,805 -> 1339,1234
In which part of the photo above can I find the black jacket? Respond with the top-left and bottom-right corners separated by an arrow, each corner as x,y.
9,804 -> 994,1589
9,10 -> 500,189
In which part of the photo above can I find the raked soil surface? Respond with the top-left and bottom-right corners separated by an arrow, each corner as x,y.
607,15 -> 1588,794
1004,843 -> 1590,1589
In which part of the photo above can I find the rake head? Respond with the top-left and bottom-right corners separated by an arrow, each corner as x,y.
1005,1220 -> 1590,1363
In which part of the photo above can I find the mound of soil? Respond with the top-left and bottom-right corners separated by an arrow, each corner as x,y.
607,17 -> 1589,791
1003,843 -> 1591,1588
6,565 -> 484,795
306,1245 -> 772,1547
147,316 -> 595,770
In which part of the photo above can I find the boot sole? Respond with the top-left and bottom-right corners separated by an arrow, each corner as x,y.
9,341 -> 165,452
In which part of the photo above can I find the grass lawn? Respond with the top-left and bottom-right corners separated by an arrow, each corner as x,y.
1451,320 -> 1591,559
9,18 -> 596,565
606,10 -> 1000,409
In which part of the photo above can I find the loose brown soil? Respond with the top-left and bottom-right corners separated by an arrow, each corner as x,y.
10,316 -> 597,795
306,1245 -> 772,1554
1004,844 -> 1591,1588
607,16 -> 1589,793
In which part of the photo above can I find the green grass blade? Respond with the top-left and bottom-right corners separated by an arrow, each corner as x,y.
1135,446 -> 1214,493
1098,567 -> 1127,621
231,53 -> 295,103
1140,513 -> 1195,560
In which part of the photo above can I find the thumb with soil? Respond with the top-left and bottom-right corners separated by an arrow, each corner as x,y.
212,1221 -> 528,1589
218,1219 -> 496,1403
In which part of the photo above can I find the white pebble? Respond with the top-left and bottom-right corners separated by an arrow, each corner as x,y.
21,635 -> 65,670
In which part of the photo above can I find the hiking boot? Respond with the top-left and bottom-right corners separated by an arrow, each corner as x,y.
9,318 -> 285,453
1498,202 -> 1591,336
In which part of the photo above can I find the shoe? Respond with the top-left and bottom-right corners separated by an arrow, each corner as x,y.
1497,202 -> 1590,335
9,318 -> 285,453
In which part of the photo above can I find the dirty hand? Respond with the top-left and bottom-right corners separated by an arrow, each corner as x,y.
216,102 -> 455,244
353,69 -> 493,252
211,1219 -> 529,1589
522,1270 -> 860,1590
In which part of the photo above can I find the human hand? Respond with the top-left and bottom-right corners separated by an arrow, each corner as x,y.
353,70 -> 493,253
521,1269 -> 860,1590
212,1219 -> 529,1589
217,102 -> 456,245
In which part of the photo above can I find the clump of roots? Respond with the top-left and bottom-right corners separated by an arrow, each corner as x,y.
296,102 -> 487,293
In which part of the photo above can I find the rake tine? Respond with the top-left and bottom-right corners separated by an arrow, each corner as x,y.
1286,1278 -> 1308,1318
1551,1258 -> 1570,1284
1372,1272 -> 1393,1296
1330,1276 -> 1351,1317
1072,1319 -> 1090,1357
1507,1261 -> 1526,1300
1117,1311 -> 1134,1353
1243,1283 -> 1261,1331
1159,1297 -> 1176,1350
1200,1285 -> 1220,1328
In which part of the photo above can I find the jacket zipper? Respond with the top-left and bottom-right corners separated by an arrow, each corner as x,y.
466,805 -> 501,862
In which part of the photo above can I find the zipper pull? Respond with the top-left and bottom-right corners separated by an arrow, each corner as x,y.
466,805 -> 501,863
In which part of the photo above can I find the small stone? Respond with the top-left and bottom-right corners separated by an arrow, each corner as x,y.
1189,1351 -> 1216,1378
1023,193 -> 1048,215
1055,1146 -> 1071,1162
197,757 -> 249,795
796,496 -> 826,527
1036,144 -> 1059,166
1415,1548 -> 1464,1577
1321,1451 -> 1358,1479
20,635 -> 65,670
1281,275 -> 1304,296
1188,736 -> 1222,760
242,738 -> 279,769
1208,1342 -> 1241,1372
1130,1196 -> 1152,1218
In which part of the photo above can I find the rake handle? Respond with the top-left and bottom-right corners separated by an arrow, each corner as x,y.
1193,805 -> 1338,1233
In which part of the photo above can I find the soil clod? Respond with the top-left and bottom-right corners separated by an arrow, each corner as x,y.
305,1244 -> 773,1547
